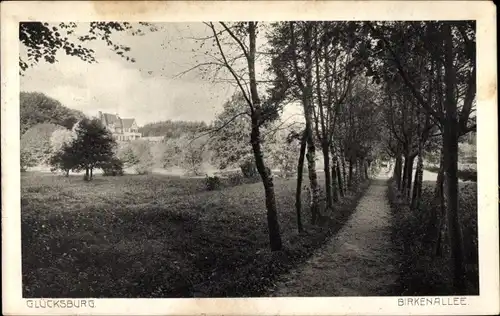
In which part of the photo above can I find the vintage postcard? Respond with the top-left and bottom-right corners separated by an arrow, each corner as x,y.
1,0 -> 498,315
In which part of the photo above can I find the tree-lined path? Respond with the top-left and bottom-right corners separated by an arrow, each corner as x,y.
269,174 -> 400,296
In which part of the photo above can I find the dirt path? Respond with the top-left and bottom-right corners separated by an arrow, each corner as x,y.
269,177 -> 399,296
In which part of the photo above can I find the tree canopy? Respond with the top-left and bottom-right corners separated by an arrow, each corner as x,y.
19,22 -> 158,74
20,92 -> 85,134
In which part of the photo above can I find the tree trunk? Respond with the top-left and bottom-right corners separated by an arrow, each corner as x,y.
411,152 -> 424,210
405,156 -> 415,200
348,159 -> 353,188
401,155 -> 409,193
251,122 -> 282,251
357,159 -> 362,181
394,155 -> 403,189
90,167 -> 93,180
295,131 -> 307,233
341,150 -> 347,193
322,144 -> 333,208
248,21 -> 282,251
443,22 -> 466,293
434,146 -> 446,257
84,167 -> 90,181
336,159 -> 344,197
65,170 -> 69,177
331,157 -> 339,202
251,118 -> 282,251
306,135 -> 320,224
300,23 -> 320,225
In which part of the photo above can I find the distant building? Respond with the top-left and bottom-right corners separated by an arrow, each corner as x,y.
98,111 -> 142,141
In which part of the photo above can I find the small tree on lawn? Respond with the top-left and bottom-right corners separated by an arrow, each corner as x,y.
117,143 -> 140,168
162,137 -> 184,169
129,140 -> 154,175
71,118 -> 117,181
182,134 -> 207,176
49,143 -> 80,176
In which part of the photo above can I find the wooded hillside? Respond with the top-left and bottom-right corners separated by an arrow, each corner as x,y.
20,92 -> 86,134
139,120 -> 208,138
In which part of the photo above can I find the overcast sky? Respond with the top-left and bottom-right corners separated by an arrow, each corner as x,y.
20,22 -> 300,126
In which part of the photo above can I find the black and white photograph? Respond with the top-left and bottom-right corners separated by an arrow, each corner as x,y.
2,1 -> 498,315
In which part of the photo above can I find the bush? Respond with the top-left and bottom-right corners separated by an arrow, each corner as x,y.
239,160 -> 258,178
388,178 -> 478,295
21,150 -> 36,172
457,169 -> 477,182
227,173 -> 244,186
204,175 -> 221,191
102,158 -> 124,176
387,179 -> 449,295
134,164 -> 152,175
129,140 -> 154,175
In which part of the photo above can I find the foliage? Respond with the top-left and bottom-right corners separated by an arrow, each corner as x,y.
49,144 -> 81,175
116,143 -> 140,168
341,76 -> 385,163
21,149 -> 37,172
387,179 -> 478,295
160,136 -> 205,175
207,93 -> 279,176
101,158 -> 125,177
182,135 -> 208,176
20,92 -> 86,134
19,22 -> 158,73
204,175 -> 222,191
160,138 -> 180,169
68,118 -> 117,179
21,123 -> 66,166
139,120 -> 208,138
238,155 -> 259,179
50,128 -> 76,154
266,127 -> 301,178
227,173 -> 244,186
208,93 -> 253,170
129,140 -> 154,175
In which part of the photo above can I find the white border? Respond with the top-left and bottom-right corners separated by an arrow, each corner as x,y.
2,1 -> 498,315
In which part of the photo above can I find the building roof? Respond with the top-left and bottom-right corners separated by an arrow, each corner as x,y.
102,113 -> 122,128
121,118 -> 135,129
100,112 -> 136,130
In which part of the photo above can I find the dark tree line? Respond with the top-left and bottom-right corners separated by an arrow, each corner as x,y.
139,120 -> 208,138
20,92 -> 86,134
366,21 -> 476,294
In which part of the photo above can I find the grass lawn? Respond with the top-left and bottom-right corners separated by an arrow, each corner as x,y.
22,172 -> 369,298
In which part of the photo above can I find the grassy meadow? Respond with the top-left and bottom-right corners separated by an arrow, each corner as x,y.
22,172 -> 369,298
